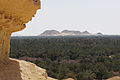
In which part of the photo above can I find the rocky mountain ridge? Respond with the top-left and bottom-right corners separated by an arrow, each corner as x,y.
40,30 -> 103,36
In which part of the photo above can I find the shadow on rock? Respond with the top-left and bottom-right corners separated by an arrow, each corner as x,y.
0,59 -> 22,80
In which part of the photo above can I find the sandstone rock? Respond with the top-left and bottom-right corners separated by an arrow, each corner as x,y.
47,77 -> 58,80
107,76 -> 120,80
0,0 -> 57,80
63,78 -> 75,80
0,0 -> 40,59
0,58 -> 57,80
0,0 -> 40,24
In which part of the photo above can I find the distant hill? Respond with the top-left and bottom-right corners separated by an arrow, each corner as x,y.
40,30 -> 60,36
39,30 -> 103,36
97,32 -> 103,35
82,31 -> 90,34
61,30 -> 81,36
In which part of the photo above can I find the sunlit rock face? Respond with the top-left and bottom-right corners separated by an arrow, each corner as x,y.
63,78 -> 75,80
0,0 -> 40,59
107,76 -> 120,80
0,0 -> 40,32
0,0 -> 57,80
0,0 -> 40,23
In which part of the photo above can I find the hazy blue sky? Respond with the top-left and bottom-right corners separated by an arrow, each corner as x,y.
13,0 -> 120,36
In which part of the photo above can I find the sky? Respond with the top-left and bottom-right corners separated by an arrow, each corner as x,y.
13,0 -> 120,36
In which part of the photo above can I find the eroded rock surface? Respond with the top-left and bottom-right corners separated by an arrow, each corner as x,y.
0,58 -> 57,80
107,76 -> 120,80
0,0 -> 40,24
63,78 -> 75,80
0,0 -> 57,80
0,0 -> 40,59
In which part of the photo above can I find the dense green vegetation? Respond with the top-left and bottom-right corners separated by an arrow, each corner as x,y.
10,36 -> 120,80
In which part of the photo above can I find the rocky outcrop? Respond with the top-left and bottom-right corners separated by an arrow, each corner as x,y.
47,77 -> 58,80
63,78 -> 74,80
0,0 -> 40,24
0,0 -> 57,80
107,76 -> 120,80
0,0 -> 40,60
0,58 -> 57,80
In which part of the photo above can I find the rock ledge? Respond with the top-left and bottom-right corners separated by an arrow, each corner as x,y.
0,58 -> 57,80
